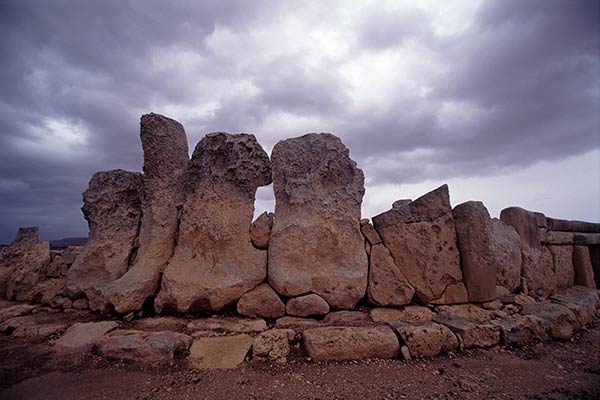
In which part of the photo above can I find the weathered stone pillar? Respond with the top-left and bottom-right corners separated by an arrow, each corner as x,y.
155,132 -> 271,313
267,133 -> 368,310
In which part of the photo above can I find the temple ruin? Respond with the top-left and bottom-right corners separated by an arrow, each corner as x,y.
0,113 -> 598,366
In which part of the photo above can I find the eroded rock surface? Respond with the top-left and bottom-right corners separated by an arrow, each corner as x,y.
96,329 -> 192,362
155,132 -> 271,313
104,114 -> 189,313
453,202 -> 496,302
268,133 -> 368,309
372,185 -> 464,303
250,212 -> 273,250
237,284 -> 285,319
65,170 -> 143,312
491,218 -> 522,293
2,227 -> 51,302
388,321 -> 458,358
286,294 -> 330,317
188,334 -> 253,369
303,326 -> 399,361
54,321 -> 119,353
367,243 -> 414,307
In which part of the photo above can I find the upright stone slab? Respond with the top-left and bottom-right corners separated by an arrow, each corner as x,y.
367,243 -> 414,306
155,133 -> 271,313
573,246 -> 596,288
549,245 -> 574,291
372,185 -> 465,303
268,133 -> 368,309
453,201 -> 496,302
3,227 -> 51,302
500,207 -> 543,294
491,218 -> 522,293
65,170 -> 143,311
104,114 -> 189,313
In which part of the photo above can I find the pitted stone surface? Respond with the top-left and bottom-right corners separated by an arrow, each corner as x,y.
104,113 -> 189,314
372,185 -> 464,303
367,243 -> 414,307
490,315 -> 549,346
520,302 -> 580,340
500,207 -> 543,294
491,218 -> 522,293
96,329 -> 192,362
65,170 -> 143,312
268,133 -> 368,309
4,227 -> 51,302
155,132 -> 271,313
388,320 -> 458,358
453,201 -> 496,302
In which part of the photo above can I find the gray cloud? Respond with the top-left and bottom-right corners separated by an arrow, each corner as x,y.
0,0 -> 598,242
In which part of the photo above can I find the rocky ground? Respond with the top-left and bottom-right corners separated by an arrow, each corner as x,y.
1,315 -> 599,400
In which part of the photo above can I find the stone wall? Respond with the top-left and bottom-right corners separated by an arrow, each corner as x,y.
1,113 -> 598,321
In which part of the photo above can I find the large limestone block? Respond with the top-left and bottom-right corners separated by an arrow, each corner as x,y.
500,207 -> 542,294
388,321 -> 458,358
54,321 -> 119,353
453,201 -> 496,302
186,317 -> 268,334
491,219 -> 522,293
433,315 -> 501,348
372,185 -> 464,303
520,302 -> 580,340
370,306 -> 434,324
303,326 -> 399,361
65,170 -> 143,312
573,246 -> 596,288
188,334 -> 253,369
490,315 -> 549,346
104,114 -> 189,313
96,329 -> 192,362
367,243 -> 414,306
549,245 -> 574,291
4,227 -> 52,302
268,133 -> 368,309
155,132 -> 271,313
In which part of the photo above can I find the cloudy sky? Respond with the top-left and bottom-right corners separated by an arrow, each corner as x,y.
0,0 -> 598,243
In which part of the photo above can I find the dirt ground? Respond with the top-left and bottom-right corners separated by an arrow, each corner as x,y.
0,321 -> 599,400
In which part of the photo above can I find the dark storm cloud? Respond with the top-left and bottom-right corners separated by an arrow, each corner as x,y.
0,0 -> 598,242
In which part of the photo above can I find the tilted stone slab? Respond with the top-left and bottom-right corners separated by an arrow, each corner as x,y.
268,133 -> 368,309
367,243 -> 414,307
388,320 -> 458,358
104,114 -> 189,314
96,329 -> 192,362
303,326 -> 399,361
155,132 -> 271,313
372,185 -> 464,303
65,170 -> 143,312
453,201 -> 496,302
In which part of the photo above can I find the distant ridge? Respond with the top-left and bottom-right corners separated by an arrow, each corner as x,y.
49,237 -> 88,249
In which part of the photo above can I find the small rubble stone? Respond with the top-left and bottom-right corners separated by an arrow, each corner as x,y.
360,222 -> 381,245
286,294 -> 330,317
252,329 -> 294,363
435,304 -> 495,322
187,318 -> 268,334
482,300 -> 503,310
134,317 -> 189,332
188,334 -> 253,369
237,284 -> 285,319
0,304 -> 35,323
400,345 -> 411,360
0,314 -> 69,339
54,321 -> 119,353
72,298 -> 89,310
96,329 -> 192,362
303,326 -> 399,361
388,320 -> 458,358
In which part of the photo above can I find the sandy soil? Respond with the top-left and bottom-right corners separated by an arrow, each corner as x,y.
1,321 -> 599,400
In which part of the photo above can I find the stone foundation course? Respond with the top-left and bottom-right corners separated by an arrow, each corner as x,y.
0,113 -> 599,368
